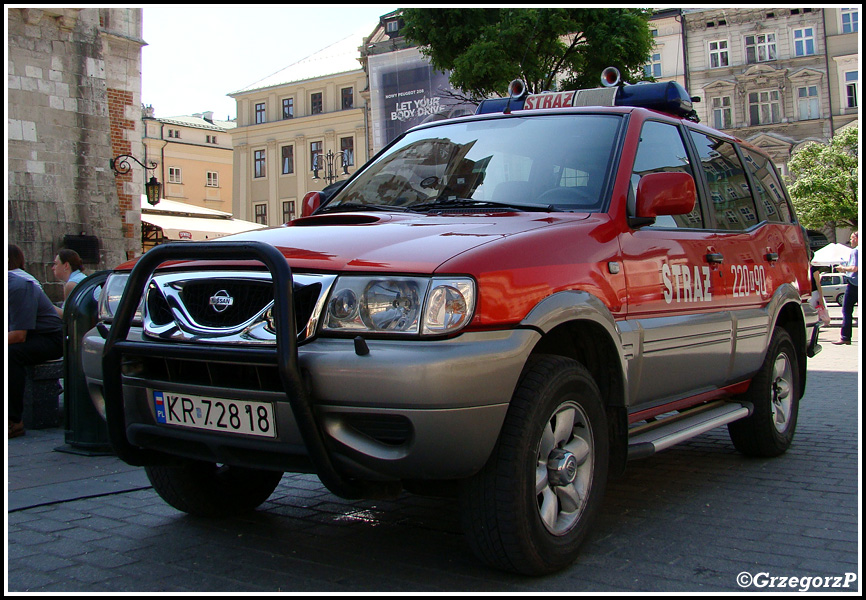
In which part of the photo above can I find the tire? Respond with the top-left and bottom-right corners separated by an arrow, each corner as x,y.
728,328 -> 799,457
461,355 -> 609,575
836,294 -> 845,306
145,461 -> 283,518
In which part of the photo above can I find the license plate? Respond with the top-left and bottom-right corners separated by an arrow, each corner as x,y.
153,391 -> 276,438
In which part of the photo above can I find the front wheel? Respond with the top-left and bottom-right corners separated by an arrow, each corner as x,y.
145,461 -> 283,518
461,355 -> 609,575
728,328 -> 800,457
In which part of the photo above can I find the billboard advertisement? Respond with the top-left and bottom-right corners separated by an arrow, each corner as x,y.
368,47 -> 474,153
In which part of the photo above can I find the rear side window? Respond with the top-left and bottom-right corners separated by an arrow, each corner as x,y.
630,121 -> 703,228
740,147 -> 793,223
689,131 -> 759,231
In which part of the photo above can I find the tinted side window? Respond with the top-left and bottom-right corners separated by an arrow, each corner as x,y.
631,121 -> 703,228
740,147 -> 793,223
689,131 -> 759,231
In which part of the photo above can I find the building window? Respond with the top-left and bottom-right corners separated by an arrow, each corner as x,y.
255,102 -> 266,124
206,171 -> 219,187
793,28 -> 815,56
341,87 -> 354,110
340,137 -> 354,167
709,40 -> 729,68
310,141 -> 322,171
282,200 -> 295,223
745,33 -> 776,63
282,97 -> 294,119
206,135 -> 218,144
254,149 -> 266,178
643,53 -> 662,78
168,167 -> 182,184
841,8 -> 858,33
254,203 -> 267,225
748,90 -> 781,125
167,129 -> 180,139
281,145 -> 294,175
385,19 -> 400,38
845,71 -> 858,108
712,96 -> 733,129
797,85 -> 819,120
311,92 -> 323,115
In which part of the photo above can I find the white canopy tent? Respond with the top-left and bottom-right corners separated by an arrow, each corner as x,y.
140,195 -> 265,242
811,243 -> 853,267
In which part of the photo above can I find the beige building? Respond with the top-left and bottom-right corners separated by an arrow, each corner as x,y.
228,31 -> 369,226
683,7 -> 836,172
142,108 -> 236,216
824,7 -> 859,131
646,9 -> 687,88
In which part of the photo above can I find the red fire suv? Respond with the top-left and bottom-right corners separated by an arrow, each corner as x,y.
82,70 -> 820,575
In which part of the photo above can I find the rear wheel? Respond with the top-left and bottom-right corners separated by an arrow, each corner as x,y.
728,328 -> 799,457
461,355 -> 608,575
836,294 -> 845,306
145,461 -> 283,518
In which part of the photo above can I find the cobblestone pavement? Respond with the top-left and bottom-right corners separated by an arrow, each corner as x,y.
6,307 -> 860,593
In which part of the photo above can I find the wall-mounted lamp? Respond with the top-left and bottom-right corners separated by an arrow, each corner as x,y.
312,149 -> 351,186
110,154 -> 162,206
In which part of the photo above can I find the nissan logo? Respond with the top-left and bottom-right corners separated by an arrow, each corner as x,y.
209,290 -> 234,313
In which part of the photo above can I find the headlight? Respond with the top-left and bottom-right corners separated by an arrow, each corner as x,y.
323,276 -> 475,336
97,273 -> 144,323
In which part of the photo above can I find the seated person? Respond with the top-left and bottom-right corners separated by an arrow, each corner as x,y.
8,272 -> 64,439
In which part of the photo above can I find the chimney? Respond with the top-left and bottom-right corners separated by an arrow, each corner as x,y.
203,111 -> 214,123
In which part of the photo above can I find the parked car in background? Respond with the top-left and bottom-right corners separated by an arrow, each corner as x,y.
821,272 -> 853,306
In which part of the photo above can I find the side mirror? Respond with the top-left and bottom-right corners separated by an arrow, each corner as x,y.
631,172 -> 696,227
301,191 -> 322,217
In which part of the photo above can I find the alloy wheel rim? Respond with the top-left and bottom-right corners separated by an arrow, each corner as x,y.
535,400 -> 594,536
770,352 -> 794,433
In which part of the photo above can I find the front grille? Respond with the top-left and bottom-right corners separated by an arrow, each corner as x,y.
124,355 -> 284,392
181,280 -> 273,327
143,271 -> 336,345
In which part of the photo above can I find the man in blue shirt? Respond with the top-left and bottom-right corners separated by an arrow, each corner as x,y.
8,272 -> 64,438
52,248 -> 86,317
833,231 -> 859,346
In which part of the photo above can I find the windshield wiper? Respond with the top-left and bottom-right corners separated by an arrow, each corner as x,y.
408,197 -> 560,213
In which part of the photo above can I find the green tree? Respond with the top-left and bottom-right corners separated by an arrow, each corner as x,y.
786,127 -> 859,231
401,8 -> 655,99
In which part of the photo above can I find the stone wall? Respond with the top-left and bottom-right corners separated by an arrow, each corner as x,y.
7,8 -> 145,302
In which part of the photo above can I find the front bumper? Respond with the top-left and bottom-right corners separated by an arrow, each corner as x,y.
83,325 -> 538,481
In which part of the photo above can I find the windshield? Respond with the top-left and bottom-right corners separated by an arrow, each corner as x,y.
323,114 -> 624,214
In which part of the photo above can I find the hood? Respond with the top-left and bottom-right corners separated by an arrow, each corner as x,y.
217,211 -> 590,273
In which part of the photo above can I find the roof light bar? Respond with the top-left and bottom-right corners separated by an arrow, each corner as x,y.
475,67 -> 699,121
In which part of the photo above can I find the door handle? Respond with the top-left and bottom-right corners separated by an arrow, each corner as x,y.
765,252 -> 779,262
705,252 -> 724,264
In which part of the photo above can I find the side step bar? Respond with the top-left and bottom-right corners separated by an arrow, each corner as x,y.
627,400 -> 752,460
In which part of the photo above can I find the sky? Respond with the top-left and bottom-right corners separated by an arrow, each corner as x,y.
141,5 -> 396,121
